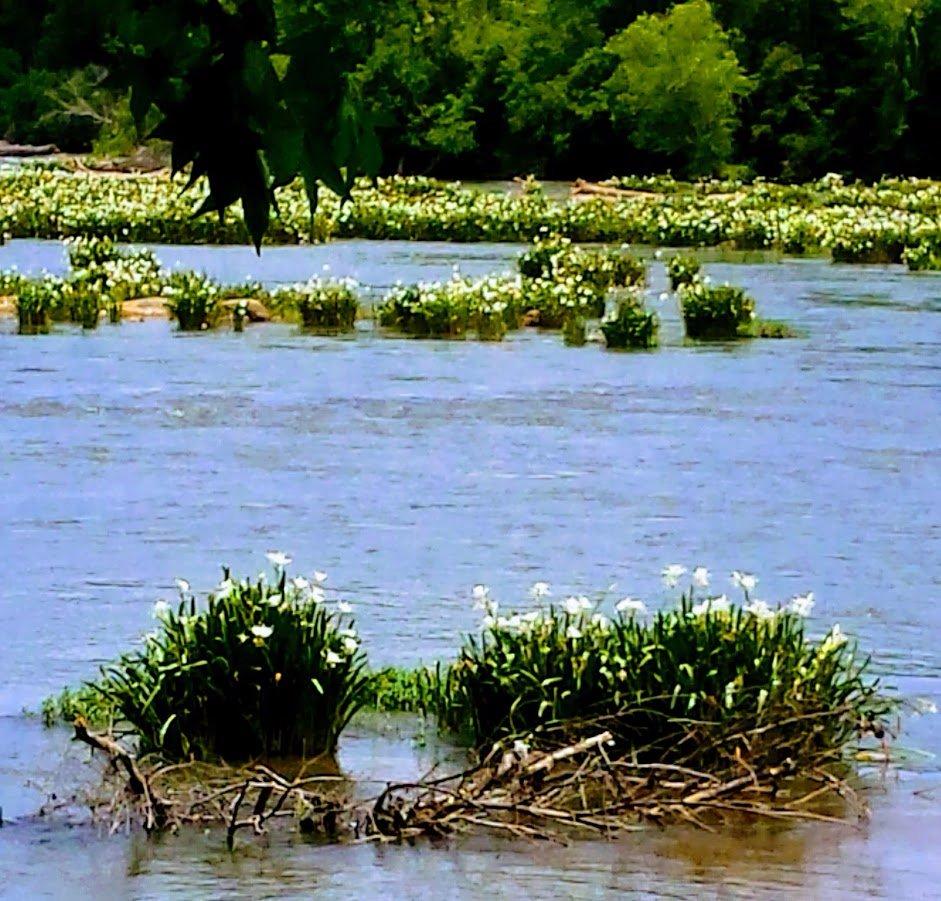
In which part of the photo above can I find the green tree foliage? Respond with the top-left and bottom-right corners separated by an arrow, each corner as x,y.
604,1 -> 751,174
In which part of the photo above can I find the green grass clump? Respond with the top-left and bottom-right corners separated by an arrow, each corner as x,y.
72,563 -> 369,761
601,295 -> 659,349
666,254 -> 701,290
163,271 -> 221,331
742,318 -> 800,338
273,278 -> 359,332
438,587 -> 890,773
562,314 -> 587,346
680,280 -> 756,340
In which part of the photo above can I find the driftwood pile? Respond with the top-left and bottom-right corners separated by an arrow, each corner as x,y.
70,718 -> 867,848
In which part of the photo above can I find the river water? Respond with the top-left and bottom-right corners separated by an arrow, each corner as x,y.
0,239 -> 939,898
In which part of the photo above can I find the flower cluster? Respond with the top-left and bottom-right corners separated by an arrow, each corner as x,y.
271,275 -> 360,332
2,168 -> 939,268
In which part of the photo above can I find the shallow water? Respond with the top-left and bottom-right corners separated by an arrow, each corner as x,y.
0,239 -> 939,898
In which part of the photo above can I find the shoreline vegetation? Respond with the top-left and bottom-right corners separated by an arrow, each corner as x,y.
0,169 -> 938,271
44,558 -> 894,847
1,233 -> 796,347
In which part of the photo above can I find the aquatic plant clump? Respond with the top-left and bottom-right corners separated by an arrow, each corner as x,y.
3,169 -> 940,266
666,253 -> 702,289
377,275 -> 525,340
162,270 -> 221,330
680,280 -> 756,339
443,578 -> 890,777
15,276 -> 67,333
601,294 -> 659,349
272,277 -> 359,332
83,561 -> 369,761
518,235 -> 646,289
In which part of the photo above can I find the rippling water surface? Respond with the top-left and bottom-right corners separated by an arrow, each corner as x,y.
0,239 -> 939,898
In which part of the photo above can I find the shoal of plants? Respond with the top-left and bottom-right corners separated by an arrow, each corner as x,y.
46,557 -> 894,842
3,233 -> 790,348
1,168 -> 940,270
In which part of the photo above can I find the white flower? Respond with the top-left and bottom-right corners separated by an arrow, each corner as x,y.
336,600 -> 352,614
175,578 -> 190,594
692,594 -> 731,616
790,592 -> 815,617
616,597 -> 647,615
265,593 -> 283,607
661,564 -> 687,588
744,599 -> 775,621
566,624 -> 582,640
325,649 -> 343,667
313,571 -> 327,584
692,567 -> 710,589
591,612 -> 610,630
266,551 -> 292,569
529,581 -> 551,599
562,595 -> 591,615
731,571 -> 757,593
153,600 -> 171,620
824,623 -> 847,649
309,585 -> 326,604
216,578 -> 235,596
341,637 -> 359,655
472,584 -> 490,601
251,624 -> 273,639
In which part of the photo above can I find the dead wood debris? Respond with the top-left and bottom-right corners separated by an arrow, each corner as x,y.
70,720 -> 867,848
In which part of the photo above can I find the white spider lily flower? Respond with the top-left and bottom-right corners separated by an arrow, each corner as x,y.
472,584 -> 490,602
566,624 -> 582,640
562,595 -> 581,616
616,597 -> 647,615
692,567 -> 710,589
265,551 -> 292,569
174,578 -> 190,594
313,571 -> 327,584
324,650 -> 343,667
265,593 -> 283,607
821,623 -> 847,651
731,571 -> 757,593
661,564 -> 687,588
216,578 -> 235,596
692,594 -> 731,616
336,601 -> 352,614
790,592 -> 815,617
341,637 -> 359,655
250,624 -> 273,639
153,600 -> 171,619
563,595 -> 591,615
744,599 -> 775,621
291,577 -> 310,591
529,581 -> 551,599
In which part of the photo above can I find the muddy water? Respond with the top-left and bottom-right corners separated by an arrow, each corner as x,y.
0,239 -> 939,898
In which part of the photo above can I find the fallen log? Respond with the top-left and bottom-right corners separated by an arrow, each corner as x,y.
0,140 -> 59,158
